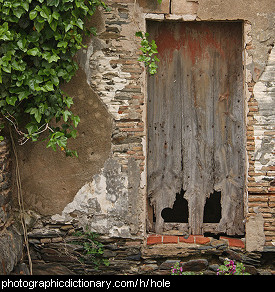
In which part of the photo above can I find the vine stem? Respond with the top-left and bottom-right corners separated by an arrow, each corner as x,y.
9,125 -> 33,275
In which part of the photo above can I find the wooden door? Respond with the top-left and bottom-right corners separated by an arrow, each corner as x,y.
147,21 -> 245,235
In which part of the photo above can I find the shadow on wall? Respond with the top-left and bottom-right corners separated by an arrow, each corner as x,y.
11,68 -> 112,216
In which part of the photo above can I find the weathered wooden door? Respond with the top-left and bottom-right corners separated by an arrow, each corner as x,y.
147,21 -> 245,235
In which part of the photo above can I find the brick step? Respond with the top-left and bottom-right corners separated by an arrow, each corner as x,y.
147,234 -> 245,249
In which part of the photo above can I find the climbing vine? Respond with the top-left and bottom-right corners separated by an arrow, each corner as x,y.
0,0 -> 161,156
0,0 -> 108,156
135,0 -> 161,75
136,31 -> 160,75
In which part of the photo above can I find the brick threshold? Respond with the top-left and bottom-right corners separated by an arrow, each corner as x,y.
147,234 -> 245,249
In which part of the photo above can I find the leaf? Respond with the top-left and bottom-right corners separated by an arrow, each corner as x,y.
40,5 -> 50,20
13,7 -> 25,18
52,11 -> 60,20
63,110 -> 71,122
18,90 -> 30,101
64,96 -> 73,108
49,19 -> 57,31
6,96 -> 17,106
51,75 -> 59,86
17,39 -> 28,51
27,47 -> 40,56
135,31 -> 143,38
11,59 -> 25,71
44,81 -> 54,91
56,135 -> 67,148
57,41 -> 68,48
71,115 -> 80,127
30,108 -> 42,123
22,2 -> 29,12
64,23 -> 73,33
48,54 -> 60,63
75,18 -> 84,30
47,0 -> 60,7
2,63 -> 11,73
28,32 -> 40,42
34,20 -> 44,32
26,123 -> 39,135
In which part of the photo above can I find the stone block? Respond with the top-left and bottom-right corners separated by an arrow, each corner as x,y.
171,0 -> 199,15
137,0 -> 170,13
245,212 -> 265,252
182,259 -> 208,271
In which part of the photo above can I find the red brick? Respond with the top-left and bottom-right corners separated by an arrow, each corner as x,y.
220,237 -> 245,249
195,236 -> 210,245
163,236 -> 178,244
179,235 -> 194,243
147,235 -> 162,245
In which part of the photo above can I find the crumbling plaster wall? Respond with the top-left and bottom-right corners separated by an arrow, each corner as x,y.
11,0 -> 274,245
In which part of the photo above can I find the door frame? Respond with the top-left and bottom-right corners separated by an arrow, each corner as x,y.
144,17 -> 248,236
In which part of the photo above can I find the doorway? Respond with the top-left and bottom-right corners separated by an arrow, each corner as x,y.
147,21 -> 245,235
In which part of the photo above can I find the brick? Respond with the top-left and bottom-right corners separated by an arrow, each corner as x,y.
179,235 -> 194,243
121,128 -> 144,132
220,237 -> 245,249
195,236 -> 210,245
163,236 -> 178,244
147,235 -> 162,245
248,196 -> 269,202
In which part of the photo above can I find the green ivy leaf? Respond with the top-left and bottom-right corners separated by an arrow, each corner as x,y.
47,0 -> 60,7
34,20 -> 44,32
44,81 -> 54,91
29,10 -> 38,20
29,108 -> 42,123
13,7 -> 25,18
52,11 -> 60,20
63,109 -> 71,122
27,47 -> 40,56
6,96 -> 17,106
71,115 -> 80,128
22,2 -> 30,12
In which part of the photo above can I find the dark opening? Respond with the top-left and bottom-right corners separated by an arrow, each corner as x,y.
161,189 -> 188,223
203,191 -> 222,223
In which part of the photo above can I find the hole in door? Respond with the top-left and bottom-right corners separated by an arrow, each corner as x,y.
161,189 -> 188,223
203,191 -> 222,223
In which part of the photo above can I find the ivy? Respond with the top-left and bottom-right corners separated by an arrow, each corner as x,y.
0,0 -> 108,156
136,31 -> 160,75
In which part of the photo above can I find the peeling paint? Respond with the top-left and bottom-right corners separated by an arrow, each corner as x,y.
253,48 -> 275,180
52,158 -> 134,237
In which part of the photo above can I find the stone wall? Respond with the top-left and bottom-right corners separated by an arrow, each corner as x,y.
246,48 -> 275,248
19,220 -> 274,275
0,139 -> 23,274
